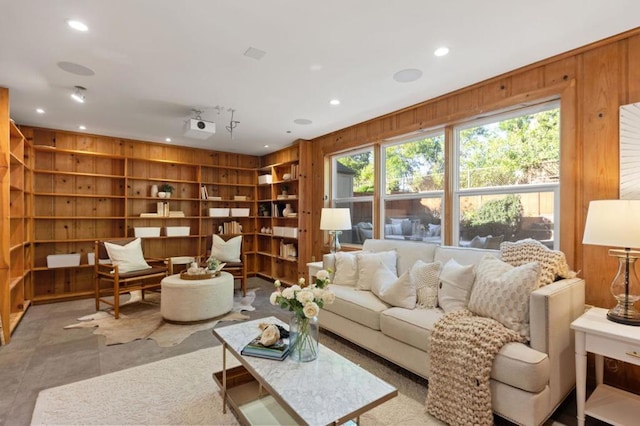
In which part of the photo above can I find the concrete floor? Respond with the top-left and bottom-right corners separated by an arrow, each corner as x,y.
0,277 -> 591,426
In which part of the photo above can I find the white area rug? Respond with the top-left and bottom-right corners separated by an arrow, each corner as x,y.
63,290 -> 257,347
31,335 -> 445,425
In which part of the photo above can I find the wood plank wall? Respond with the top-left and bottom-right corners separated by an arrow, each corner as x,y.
310,28 -> 640,391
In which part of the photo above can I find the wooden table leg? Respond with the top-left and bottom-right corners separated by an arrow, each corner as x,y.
575,330 -> 586,426
222,342 -> 227,414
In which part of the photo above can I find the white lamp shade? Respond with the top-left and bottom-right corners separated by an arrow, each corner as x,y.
583,200 -> 640,249
320,208 -> 352,231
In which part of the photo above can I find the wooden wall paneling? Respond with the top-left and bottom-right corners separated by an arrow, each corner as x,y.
580,42 -> 624,310
1,87 -> 10,344
628,34 -> 640,103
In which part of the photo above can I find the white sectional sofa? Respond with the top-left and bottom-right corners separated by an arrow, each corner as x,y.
320,239 -> 585,426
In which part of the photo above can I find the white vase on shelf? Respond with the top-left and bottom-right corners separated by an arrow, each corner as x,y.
151,184 -> 159,198
158,192 -> 167,198
283,203 -> 294,217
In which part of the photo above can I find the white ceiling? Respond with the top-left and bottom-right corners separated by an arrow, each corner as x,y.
1,1 -> 639,155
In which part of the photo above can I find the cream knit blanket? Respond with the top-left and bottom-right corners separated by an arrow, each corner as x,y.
426,309 -> 525,425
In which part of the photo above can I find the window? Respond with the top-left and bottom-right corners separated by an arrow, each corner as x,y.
331,149 -> 374,244
453,102 -> 560,249
381,132 -> 445,243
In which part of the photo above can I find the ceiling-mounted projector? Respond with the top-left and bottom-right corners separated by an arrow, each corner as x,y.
184,118 -> 216,139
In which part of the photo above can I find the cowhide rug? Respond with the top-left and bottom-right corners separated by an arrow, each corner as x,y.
63,289 -> 257,347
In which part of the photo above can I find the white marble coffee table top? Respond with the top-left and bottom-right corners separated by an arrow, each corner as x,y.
213,316 -> 397,425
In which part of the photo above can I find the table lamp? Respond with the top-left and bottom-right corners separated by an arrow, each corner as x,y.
583,199 -> 640,325
320,208 -> 352,253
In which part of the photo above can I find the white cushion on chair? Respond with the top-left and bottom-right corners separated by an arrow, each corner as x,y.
104,238 -> 151,273
211,235 -> 242,262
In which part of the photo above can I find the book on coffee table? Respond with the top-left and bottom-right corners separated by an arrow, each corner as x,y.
241,336 -> 290,361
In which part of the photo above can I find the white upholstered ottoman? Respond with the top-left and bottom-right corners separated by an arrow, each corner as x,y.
160,272 -> 234,322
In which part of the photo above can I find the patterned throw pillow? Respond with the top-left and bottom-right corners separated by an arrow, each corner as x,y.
468,255 -> 540,340
500,239 -> 576,286
410,260 -> 442,308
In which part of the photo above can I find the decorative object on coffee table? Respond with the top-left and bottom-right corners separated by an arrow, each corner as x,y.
270,270 -> 333,361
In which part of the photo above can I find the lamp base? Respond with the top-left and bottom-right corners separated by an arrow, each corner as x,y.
607,309 -> 640,326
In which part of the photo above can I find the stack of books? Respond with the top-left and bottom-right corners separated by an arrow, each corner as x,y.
241,336 -> 290,360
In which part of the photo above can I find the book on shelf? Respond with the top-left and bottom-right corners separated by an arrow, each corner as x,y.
208,196 -> 222,200
140,213 -> 159,217
241,336 -> 290,361
169,211 -> 185,217
200,185 -> 209,200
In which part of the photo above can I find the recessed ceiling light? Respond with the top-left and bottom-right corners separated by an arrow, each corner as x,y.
309,64 -> 323,71
36,108 -> 45,114
78,125 -> 86,130
165,137 -> 172,142
434,46 -> 449,57
58,61 -> 95,76
264,144 -> 270,148
393,68 -> 423,83
293,119 -> 312,125
67,19 -> 88,32
329,99 -> 340,106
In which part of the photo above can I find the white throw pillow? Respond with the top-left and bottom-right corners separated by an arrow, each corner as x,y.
437,259 -> 476,313
211,235 -> 242,262
104,238 -> 151,274
332,251 -> 359,286
372,266 -> 415,309
468,255 -> 540,340
410,260 -> 442,309
356,250 -> 397,290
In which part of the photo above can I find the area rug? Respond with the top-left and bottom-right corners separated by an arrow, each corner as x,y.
31,335 -> 445,425
63,290 -> 257,347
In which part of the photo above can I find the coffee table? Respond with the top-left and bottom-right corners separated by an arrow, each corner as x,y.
211,316 -> 398,425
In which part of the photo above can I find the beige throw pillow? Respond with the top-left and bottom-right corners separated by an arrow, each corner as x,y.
500,238 -> 576,286
211,234 -> 242,262
356,250 -> 397,290
410,260 -> 442,309
104,238 -> 151,273
372,266 -> 416,309
468,255 -> 540,340
332,251 -> 359,286
437,259 -> 476,313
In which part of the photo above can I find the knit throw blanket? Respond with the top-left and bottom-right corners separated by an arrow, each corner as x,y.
426,309 -> 525,425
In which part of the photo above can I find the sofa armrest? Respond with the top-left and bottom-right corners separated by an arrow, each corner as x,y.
529,277 -> 585,406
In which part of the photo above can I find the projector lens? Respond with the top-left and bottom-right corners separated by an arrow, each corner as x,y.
197,121 -> 206,129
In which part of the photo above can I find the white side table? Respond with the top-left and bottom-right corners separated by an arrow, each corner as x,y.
307,261 -> 323,282
571,307 -> 640,425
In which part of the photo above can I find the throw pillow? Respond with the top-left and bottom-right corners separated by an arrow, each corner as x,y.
485,235 -> 504,250
428,223 -> 442,237
468,255 -> 540,340
469,235 -> 488,248
104,238 -> 151,273
332,251 -> 359,286
437,259 -> 476,313
211,234 -> 242,262
410,260 -> 442,308
372,266 -> 416,309
500,238 -> 577,286
356,250 -> 397,290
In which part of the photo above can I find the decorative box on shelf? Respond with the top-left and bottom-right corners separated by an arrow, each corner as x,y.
258,174 -> 273,184
165,226 -> 190,236
134,227 -> 161,237
47,253 -> 81,268
231,208 -> 250,217
209,208 -> 229,217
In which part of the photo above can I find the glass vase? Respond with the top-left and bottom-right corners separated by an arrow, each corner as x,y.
289,314 -> 319,362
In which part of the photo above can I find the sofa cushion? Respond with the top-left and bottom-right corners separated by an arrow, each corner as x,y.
380,307 -> 550,393
468,255 -> 540,340
324,284 -> 389,330
363,239 -> 437,276
437,259 -> 475,313
356,250 -> 397,290
434,245 -> 498,266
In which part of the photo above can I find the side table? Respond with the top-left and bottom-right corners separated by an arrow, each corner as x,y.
571,307 -> 640,425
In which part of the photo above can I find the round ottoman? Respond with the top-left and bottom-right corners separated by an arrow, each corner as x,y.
161,271 -> 234,322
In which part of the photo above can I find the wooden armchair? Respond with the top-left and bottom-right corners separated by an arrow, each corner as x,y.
203,235 -> 248,296
94,238 -> 167,319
